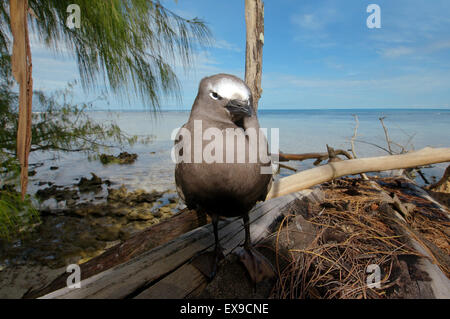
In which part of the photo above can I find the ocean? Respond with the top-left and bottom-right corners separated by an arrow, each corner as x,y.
27,108 -> 450,205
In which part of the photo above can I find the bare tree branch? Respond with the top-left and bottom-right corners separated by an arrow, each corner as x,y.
379,116 -> 393,155
277,149 -> 353,165
266,147 -> 450,200
351,115 -> 369,180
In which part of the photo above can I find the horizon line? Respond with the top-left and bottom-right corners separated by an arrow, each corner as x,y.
85,106 -> 450,112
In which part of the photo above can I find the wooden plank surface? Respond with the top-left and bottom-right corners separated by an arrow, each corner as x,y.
25,208 -> 210,298
134,191 -> 321,299
40,191 -> 316,299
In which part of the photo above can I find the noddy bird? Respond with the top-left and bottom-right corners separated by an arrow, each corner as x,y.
174,74 -> 274,283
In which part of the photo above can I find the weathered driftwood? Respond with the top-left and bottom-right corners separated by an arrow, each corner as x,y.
24,208 -> 210,298
267,147 -> 450,200
38,190 -> 322,299
244,0 -> 264,109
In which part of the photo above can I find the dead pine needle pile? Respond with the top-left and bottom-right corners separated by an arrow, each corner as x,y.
270,178 -> 449,299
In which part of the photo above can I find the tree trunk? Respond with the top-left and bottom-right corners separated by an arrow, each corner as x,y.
244,0 -> 264,110
10,0 -> 33,199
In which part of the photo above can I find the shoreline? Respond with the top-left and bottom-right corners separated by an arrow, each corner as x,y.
0,169 -> 185,298
1,182 -> 184,264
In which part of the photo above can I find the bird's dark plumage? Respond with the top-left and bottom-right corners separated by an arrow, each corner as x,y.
174,73 -> 274,282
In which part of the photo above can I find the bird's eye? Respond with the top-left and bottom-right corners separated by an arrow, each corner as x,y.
209,92 -> 220,100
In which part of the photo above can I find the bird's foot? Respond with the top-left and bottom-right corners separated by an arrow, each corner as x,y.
191,246 -> 225,282
236,246 -> 275,284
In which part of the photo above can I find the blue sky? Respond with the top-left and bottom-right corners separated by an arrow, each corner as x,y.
30,0 -> 450,110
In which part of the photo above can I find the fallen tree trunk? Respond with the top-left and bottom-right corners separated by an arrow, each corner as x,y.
267,147 -> 450,200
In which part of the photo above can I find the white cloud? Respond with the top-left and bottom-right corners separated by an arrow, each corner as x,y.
323,57 -> 344,70
369,1 -> 450,61
378,46 -> 415,58
427,40 -> 450,52
290,6 -> 339,48
378,40 -> 450,59
291,13 -> 323,31
212,39 -> 242,52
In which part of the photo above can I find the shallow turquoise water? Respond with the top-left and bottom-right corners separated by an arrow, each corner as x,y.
28,108 -> 450,203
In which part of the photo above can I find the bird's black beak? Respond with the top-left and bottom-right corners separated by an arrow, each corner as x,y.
225,99 -> 253,117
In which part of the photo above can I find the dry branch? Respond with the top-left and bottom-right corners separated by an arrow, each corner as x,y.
350,114 -> 360,159
277,163 -> 297,172
379,117 -> 394,154
427,164 -> 450,192
351,115 -> 369,180
267,147 -> 450,200
278,149 -> 353,164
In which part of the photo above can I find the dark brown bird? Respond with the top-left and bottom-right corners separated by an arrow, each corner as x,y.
174,73 -> 274,282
